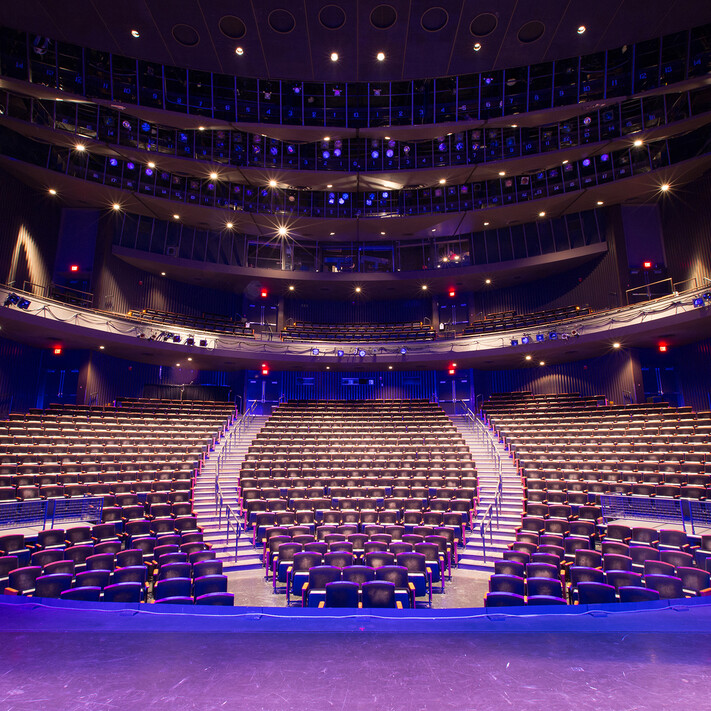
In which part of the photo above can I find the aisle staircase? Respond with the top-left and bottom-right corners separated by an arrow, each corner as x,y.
193,411 -> 268,572
449,404 -> 523,572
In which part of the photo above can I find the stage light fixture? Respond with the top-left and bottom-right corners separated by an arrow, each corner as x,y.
693,297 -> 704,307
358,349 -> 366,357
660,183 -> 670,192
521,336 -> 530,345
549,332 -> 558,340
421,285 -> 428,291
633,139 -> 643,147
337,350 -> 344,357
199,339 -> 208,347
112,203 -> 121,211
448,289 -> 455,298
510,339 -> 518,346
278,226 -> 288,237
131,29 -> 140,38
288,285 -> 295,291
536,334 -> 545,342
172,335 -> 181,343
17,298 -> 30,309
312,348 -> 320,356
355,287 -> 362,293
330,52 -> 339,62
226,222 -> 233,229
473,43 -> 481,51
400,347 -> 407,355
704,293 -> 711,301
269,180 -> 277,187
235,47 -> 244,55
186,337 -> 195,346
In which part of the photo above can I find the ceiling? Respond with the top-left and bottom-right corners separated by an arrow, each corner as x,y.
1,0 -> 710,83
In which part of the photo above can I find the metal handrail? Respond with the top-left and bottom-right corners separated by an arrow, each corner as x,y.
213,399 -> 259,560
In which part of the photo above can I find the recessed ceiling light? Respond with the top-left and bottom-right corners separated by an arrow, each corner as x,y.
498,171 -> 505,176
48,188 -> 57,195
660,183 -> 670,192
226,222 -> 233,229
439,178 -> 446,184
209,172 -> 218,180
172,214 -> 180,220
525,355 -> 532,361
147,161 -> 156,169
539,361 -> 545,366
485,278 -> 491,284
597,200 -> 604,205
538,211 -> 546,217
323,136 -> 330,142
483,222 -> 489,226
131,29 -> 140,38
75,144 -> 85,152
278,226 -> 288,236
330,52 -> 339,62
289,285 -> 295,291
577,25 -> 586,34
235,47 -> 244,55
176,363 -> 181,367
269,179 -> 277,187
112,203 -> 121,211
380,231 -> 386,235
421,285 -> 428,291
376,52 -> 385,62
355,286 -> 362,293
99,345 -> 105,350
473,43 -> 482,51
613,342 -> 621,349
161,272 -> 166,276
187,357 -> 192,361
562,159 -> 569,165
326,366 -> 330,370
329,232 -> 335,236
198,126 -> 205,132
633,138 -> 643,147
326,184 -> 333,188
388,365 -> 393,370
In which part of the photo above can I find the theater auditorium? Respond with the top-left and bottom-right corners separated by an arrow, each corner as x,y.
0,1 -> 711,708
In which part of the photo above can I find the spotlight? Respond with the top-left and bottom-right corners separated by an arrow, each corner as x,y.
261,363 -> 269,375
186,337 -> 195,346
48,188 -> 57,195
485,278 -> 491,285
226,222 -> 233,229
148,161 -> 156,169
70,265 -> 79,272
131,29 -> 140,38
522,336 -> 530,345
173,214 -> 180,220
330,52 -> 339,62
525,355 -> 532,361
633,139 -> 643,147
358,349 -> 366,357
536,334 -> 545,342
112,203 -> 121,211
3,293 -> 19,307
17,298 -> 31,310
538,211 -> 546,218
693,297 -> 704,308
388,365 -> 393,370
498,171 -> 505,176
510,339 -> 519,346
337,350 -> 344,357
376,52 -> 385,61
312,348 -> 320,356
658,343 -> 668,353
643,261 -> 653,269
439,178 -> 446,184
400,347 -> 407,355
278,226 -> 288,237
199,339 -> 208,347
75,144 -> 86,152
235,47 -> 244,55
612,342 -> 621,349
448,289 -> 455,298
172,335 -> 181,343
209,172 -> 218,180
549,332 -> 558,340
421,285 -> 428,291
269,180 -> 277,188
660,183 -> 670,192
355,287 -> 362,293
99,345 -> 105,350
288,285 -> 295,291
261,289 -> 268,298
577,25 -> 586,34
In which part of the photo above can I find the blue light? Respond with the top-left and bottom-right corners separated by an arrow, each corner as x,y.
536,334 -> 545,342
337,350 -> 344,357
510,339 -> 518,346
455,142 -> 464,151
382,192 -> 388,198
126,162 -> 135,170
334,148 -> 341,157
386,149 -> 394,158
312,348 -> 319,355
342,193 -> 349,200
109,158 -> 118,167
358,349 -> 366,357
368,193 -> 375,200
549,332 -> 558,340
338,198 -> 345,204
270,146 -> 278,156
400,347 -> 407,355
601,153 -> 609,161
141,122 -> 150,132
693,297 -> 704,307
322,150 -> 330,159
144,168 -> 153,176
438,143 -> 447,152
582,158 -> 591,167
286,145 -> 295,154
521,336 -> 530,345
371,150 -> 379,159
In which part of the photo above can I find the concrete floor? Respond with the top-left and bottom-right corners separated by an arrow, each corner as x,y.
227,568 -> 491,608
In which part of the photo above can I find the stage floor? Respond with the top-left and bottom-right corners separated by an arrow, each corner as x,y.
1,597 -> 710,710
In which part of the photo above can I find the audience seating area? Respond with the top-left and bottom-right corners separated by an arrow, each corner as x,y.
480,392 -> 711,606
238,400 -> 478,607
126,308 -> 254,337
0,398 -> 235,605
281,322 -> 435,342
461,305 -> 589,336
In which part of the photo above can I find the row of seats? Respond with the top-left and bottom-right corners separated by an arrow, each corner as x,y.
461,304 -> 589,336
126,308 -> 253,337
281,321 -> 435,342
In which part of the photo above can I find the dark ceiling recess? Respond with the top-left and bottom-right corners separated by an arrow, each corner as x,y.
421,7 -> 449,32
171,24 -> 200,46
469,13 -> 498,37
319,4 -> 347,30
268,9 -> 296,34
218,16 -> 246,40
370,4 -> 397,29
518,20 -> 546,43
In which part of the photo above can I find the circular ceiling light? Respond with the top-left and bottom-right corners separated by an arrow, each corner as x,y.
330,52 -> 339,62
376,52 -> 386,61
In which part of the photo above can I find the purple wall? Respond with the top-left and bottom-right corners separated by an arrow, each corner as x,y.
0,170 -> 61,296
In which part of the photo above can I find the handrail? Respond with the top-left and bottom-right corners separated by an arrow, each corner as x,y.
624,277 -> 675,304
213,399 -> 259,560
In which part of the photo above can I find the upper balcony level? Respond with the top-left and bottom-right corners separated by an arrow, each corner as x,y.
1,23 -> 710,135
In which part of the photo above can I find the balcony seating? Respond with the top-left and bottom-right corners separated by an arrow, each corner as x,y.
282,321 -> 435,342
